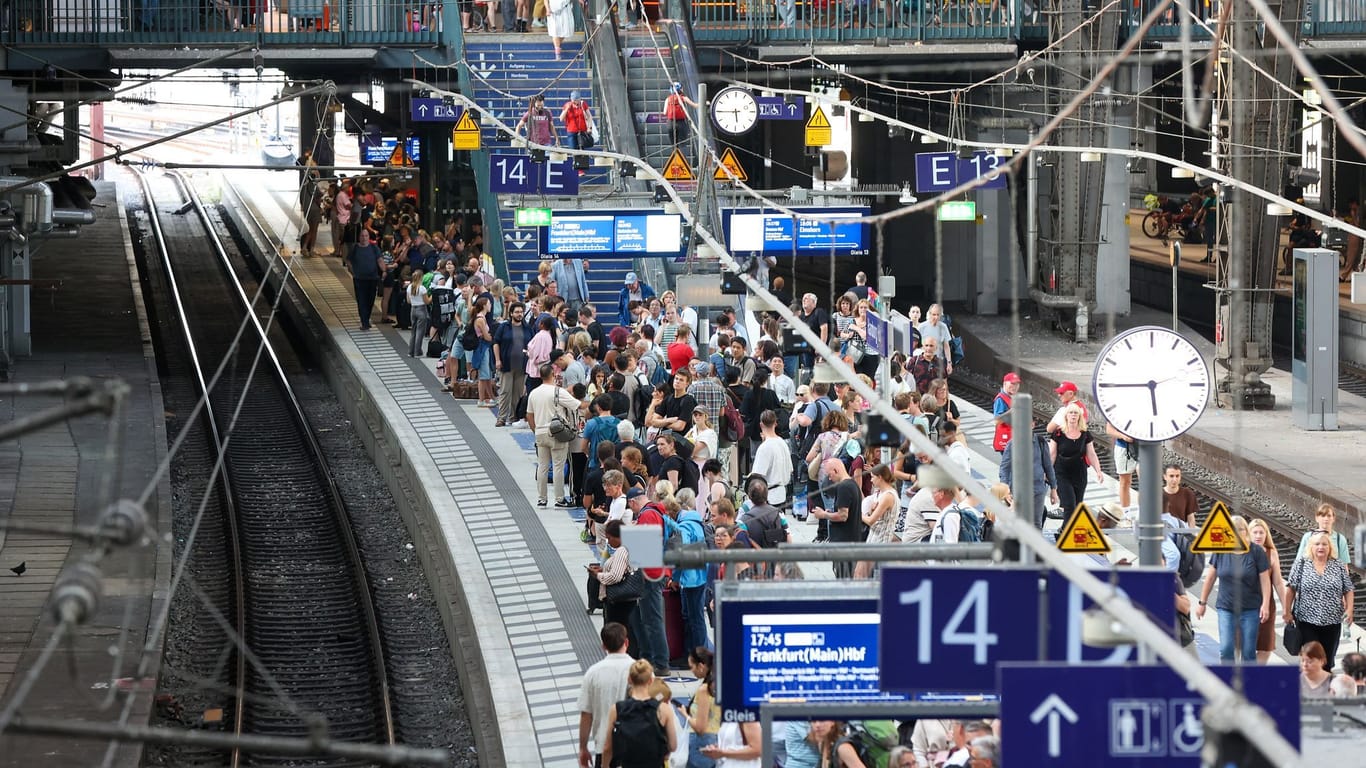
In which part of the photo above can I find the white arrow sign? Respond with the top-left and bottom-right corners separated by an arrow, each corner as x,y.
471,53 -> 497,80
1029,693 -> 1078,758
505,231 -> 536,250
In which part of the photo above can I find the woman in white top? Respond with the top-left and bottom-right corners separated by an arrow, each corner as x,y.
855,465 -> 899,579
406,268 -> 431,358
688,405 -> 719,463
702,720 -> 761,767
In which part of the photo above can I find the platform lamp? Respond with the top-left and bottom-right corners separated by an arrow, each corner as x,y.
810,359 -> 845,385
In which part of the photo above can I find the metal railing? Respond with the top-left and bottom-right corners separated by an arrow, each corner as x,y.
3,0 -> 441,44
686,0 -> 1020,43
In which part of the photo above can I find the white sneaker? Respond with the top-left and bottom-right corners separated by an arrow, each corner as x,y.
510,419 -> 528,429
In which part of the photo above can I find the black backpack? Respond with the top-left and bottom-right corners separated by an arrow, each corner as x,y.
1168,524 -> 1206,588
611,697 -> 668,768
744,504 -> 785,548
460,320 -> 479,351
631,373 -> 654,428
795,399 -> 832,463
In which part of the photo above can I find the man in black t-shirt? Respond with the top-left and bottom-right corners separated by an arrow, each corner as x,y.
796,292 -> 829,370
810,457 -> 864,578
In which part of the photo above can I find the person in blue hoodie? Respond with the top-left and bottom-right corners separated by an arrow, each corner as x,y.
673,492 -> 712,655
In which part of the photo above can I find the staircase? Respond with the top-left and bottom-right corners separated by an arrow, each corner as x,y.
462,40 -> 611,185
621,36 -> 680,174
498,208 -> 637,326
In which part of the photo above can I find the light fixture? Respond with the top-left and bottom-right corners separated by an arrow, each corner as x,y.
957,144 -> 976,160
549,151 -> 567,163
995,146 -> 1014,157
594,155 -> 614,167
619,163 -> 637,178
1265,202 -> 1293,216
1080,151 -> 1103,163
898,183 -> 917,204
651,184 -> 668,203
1171,167 -> 1195,178
663,202 -> 680,215
762,90 -> 775,98
696,243 -> 715,259
858,109 -> 874,123
530,148 -> 547,163
921,134 -> 939,144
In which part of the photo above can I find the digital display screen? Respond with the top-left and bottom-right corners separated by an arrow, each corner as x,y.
1293,258 -> 1307,363
359,136 -> 422,165
544,212 -> 683,256
719,597 -> 906,720
724,207 -> 869,256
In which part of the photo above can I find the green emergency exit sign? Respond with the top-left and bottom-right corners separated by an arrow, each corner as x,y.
515,207 -> 553,227
937,201 -> 977,222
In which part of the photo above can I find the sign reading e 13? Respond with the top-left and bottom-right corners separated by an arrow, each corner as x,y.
489,153 -> 580,196
914,151 -> 1007,194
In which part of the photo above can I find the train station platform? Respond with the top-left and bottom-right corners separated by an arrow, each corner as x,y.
217,168 -> 1317,763
0,182 -> 172,766
956,306 -> 1366,534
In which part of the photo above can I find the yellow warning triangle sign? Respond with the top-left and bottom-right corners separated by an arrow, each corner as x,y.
805,105 -> 832,147
714,147 -> 748,183
388,142 -> 412,167
1056,503 -> 1111,554
662,148 -> 695,181
452,110 -> 481,151
1191,501 -> 1248,553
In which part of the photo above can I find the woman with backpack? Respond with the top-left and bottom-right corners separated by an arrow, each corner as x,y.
602,659 -> 677,768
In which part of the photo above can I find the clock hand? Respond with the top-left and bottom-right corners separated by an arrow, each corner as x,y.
1149,381 -> 1159,416
1097,382 -> 1152,388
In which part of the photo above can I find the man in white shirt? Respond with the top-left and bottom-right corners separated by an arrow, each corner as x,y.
767,356 -> 796,405
577,623 -> 634,768
895,484 -> 952,544
527,363 -> 585,507
748,410 -> 793,505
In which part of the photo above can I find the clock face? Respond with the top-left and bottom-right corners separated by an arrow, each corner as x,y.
1092,326 -> 1210,443
711,87 -> 759,135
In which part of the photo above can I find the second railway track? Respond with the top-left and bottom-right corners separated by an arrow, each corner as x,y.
131,166 -> 395,766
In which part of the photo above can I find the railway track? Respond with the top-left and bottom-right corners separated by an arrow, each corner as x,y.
951,369 -> 1366,625
131,166 -> 395,765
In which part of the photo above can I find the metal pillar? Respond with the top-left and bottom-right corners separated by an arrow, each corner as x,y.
1212,0 -> 1301,409
1137,441 -> 1162,566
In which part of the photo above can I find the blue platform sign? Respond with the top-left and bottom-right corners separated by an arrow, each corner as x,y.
756,95 -> 806,121
999,664 -> 1299,767
879,567 -> 1177,694
410,97 -> 461,122
359,136 -> 421,166
867,311 -> 886,357
488,153 -> 579,195
914,151 -> 1008,194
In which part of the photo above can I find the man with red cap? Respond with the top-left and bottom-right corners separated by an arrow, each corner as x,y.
992,373 -> 1020,453
1047,380 -> 1088,435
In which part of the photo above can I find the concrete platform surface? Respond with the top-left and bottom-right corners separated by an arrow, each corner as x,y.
0,180 -> 172,767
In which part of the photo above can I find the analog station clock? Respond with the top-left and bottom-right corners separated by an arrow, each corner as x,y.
1092,326 -> 1210,443
710,86 -> 759,136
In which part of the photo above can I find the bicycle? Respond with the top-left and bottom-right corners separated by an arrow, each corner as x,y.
1141,209 -> 1192,242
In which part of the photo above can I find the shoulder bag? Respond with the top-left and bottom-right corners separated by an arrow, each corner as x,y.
547,387 -> 580,443
1282,619 -> 1303,655
605,568 -> 645,602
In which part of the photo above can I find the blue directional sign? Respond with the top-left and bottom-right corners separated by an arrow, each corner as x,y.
866,311 -> 886,357
410,98 -> 462,122
488,153 -> 579,195
1000,664 -> 1298,767
914,150 -> 1008,194
879,567 -> 1176,694
359,136 -> 421,166
756,96 -> 806,121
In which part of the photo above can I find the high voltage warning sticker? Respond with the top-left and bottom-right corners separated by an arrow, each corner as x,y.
1191,501 -> 1248,553
452,111 -> 481,151
714,147 -> 748,182
388,143 -> 413,166
1056,503 -> 1110,554
662,148 -> 695,181
805,106 -> 832,147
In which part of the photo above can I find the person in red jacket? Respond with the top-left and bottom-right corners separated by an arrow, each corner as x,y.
630,491 -> 673,677
560,91 -> 594,173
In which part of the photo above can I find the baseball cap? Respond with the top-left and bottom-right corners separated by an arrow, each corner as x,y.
626,487 -> 646,500
570,89 -> 580,100
1003,372 -> 1021,384
1055,381 -> 1078,394
624,272 -> 638,285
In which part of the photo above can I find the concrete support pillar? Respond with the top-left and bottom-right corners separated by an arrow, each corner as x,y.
1095,119 -> 1132,316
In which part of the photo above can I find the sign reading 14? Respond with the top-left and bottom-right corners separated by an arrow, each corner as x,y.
488,153 -> 579,195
